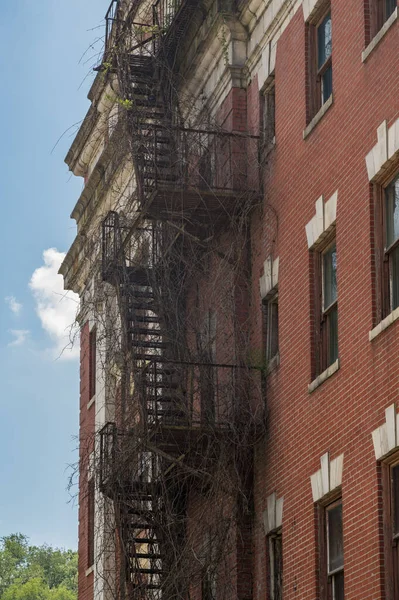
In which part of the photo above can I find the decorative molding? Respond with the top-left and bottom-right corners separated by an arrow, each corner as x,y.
263,492 -> 284,534
305,190 -> 338,249
372,404 -> 399,460
302,0 -> 326,22
310,451 -> 344,502
259,256 -> 279,299
365,118 -> 399,181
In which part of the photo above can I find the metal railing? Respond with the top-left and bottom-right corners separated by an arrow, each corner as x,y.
137,125 -> 260,196
153,0 -> 183,32
104,0 -> 120,56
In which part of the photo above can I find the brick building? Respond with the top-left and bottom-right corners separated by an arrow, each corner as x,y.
60,0 -> 399,599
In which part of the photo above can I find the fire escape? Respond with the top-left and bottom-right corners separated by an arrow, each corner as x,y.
98,1 -> 261,598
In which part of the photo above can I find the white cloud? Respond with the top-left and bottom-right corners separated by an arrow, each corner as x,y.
8,329 -> 30,347
5,296 -> 22,315
29,248 -> 80,360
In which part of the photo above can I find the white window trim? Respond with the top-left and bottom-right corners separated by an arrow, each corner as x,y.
365,119 -> 399,182
310,451 -> 344,503
305,191 -> 338,249
308,358 -> 340,393
369,304 -> 399,341
260,256 -> 279,299
263,492 -> 284,535
372,404 -> 399,460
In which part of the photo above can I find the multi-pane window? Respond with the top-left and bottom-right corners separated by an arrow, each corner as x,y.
369,0 -> 397,39
263,292 -> 279,363
317,11 -> 332,106
89,327 -> 97,400
307,3 -> 332,119
267,530 -> 282,600
322,242 -> 338,366
382,460 -> 399,598
326,501 -> 344,599
261,79 -> 276,152
87,477 -> 95,567
384,175 -> 399,312
319,499 -> 344,600
313,238 -> 338,376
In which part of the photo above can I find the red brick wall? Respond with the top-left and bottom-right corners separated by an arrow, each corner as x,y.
248,3 -> 399,600
78,322 -> 95,600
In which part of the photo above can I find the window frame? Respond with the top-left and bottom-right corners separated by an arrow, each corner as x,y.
261,77 -> 276,155
89,327 -> 97,400
87,477 -> 95,568
318,495 -> 344,600
312,232 -> 338,378
382,456 -> 399,600
374,171 -> 399,322
307,2 -> 332,121
367,0 -> 397,41
263,288 -> 279,365
267,528 -> 283,600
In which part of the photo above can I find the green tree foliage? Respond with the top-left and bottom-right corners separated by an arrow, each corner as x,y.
0,535 -> 77,600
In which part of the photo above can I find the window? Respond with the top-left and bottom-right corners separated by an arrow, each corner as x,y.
87,478 -> 95,567
263,291 -> 279,363
307,4 -> 332,120
384,175 -> 399,312
375,173 -> 399,321
89,327 -> 97,400
319,499 -> 344,600
382,459 -> 399,599
313,238 -> 338,376
261,78 -> 276,152
368,0 -> 397,40
267,529 -> 282,600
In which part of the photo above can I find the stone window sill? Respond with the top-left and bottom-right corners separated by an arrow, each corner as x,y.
87,395 -> 96,410
369,306 -> 399,341
308,359 -> 340,393
303,95 -> 333,139
362,8 -> 398,63
85,566 -> 94,577
267,352 -> 280,374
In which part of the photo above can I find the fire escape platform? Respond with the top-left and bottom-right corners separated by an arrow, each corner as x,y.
143,185 -> 262,219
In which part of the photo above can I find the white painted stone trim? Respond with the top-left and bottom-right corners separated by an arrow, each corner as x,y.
259,256 -> 279,299
372,404 -> 399,460
263,492 -> 284,534
87,394 -> 96,410
310,452 -> 344,503
302,0 -> 327,22
88,451 -> 95,481
369,305 -> 399,341
308,358 -> 339,392
305,190 -> 338,249
85,566 -> 94,576
366,119 -> 399,181
362,8 -> 398,62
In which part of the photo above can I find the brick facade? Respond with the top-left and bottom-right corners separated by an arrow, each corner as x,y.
78,322 -> 95,600
64,1 -> 399,599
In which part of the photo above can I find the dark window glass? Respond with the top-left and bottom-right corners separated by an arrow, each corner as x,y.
384,176 -> 399,311
327,503 -> 344,572
386,0 -> 397,19
89,328 -> 97,399
317,13 -> 332,68
385,177 -> 399,248
268,531 -> 282,600
328,304 -> 338,364
323,244 -> 337,309
264,293 -> 279,362
88,478 -> 95,567
392,464 -> 399,536
326,500 -> 344,600
321,66 -> 333,104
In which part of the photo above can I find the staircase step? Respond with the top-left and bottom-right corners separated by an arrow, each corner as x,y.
135,568 -> 163,575
133,340 -> 167,349
129,327 -> 163,336
132,315 -> 160,323
135,553 -> 162,560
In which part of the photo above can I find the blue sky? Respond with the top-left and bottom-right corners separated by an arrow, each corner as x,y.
0,0 -> 109,550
